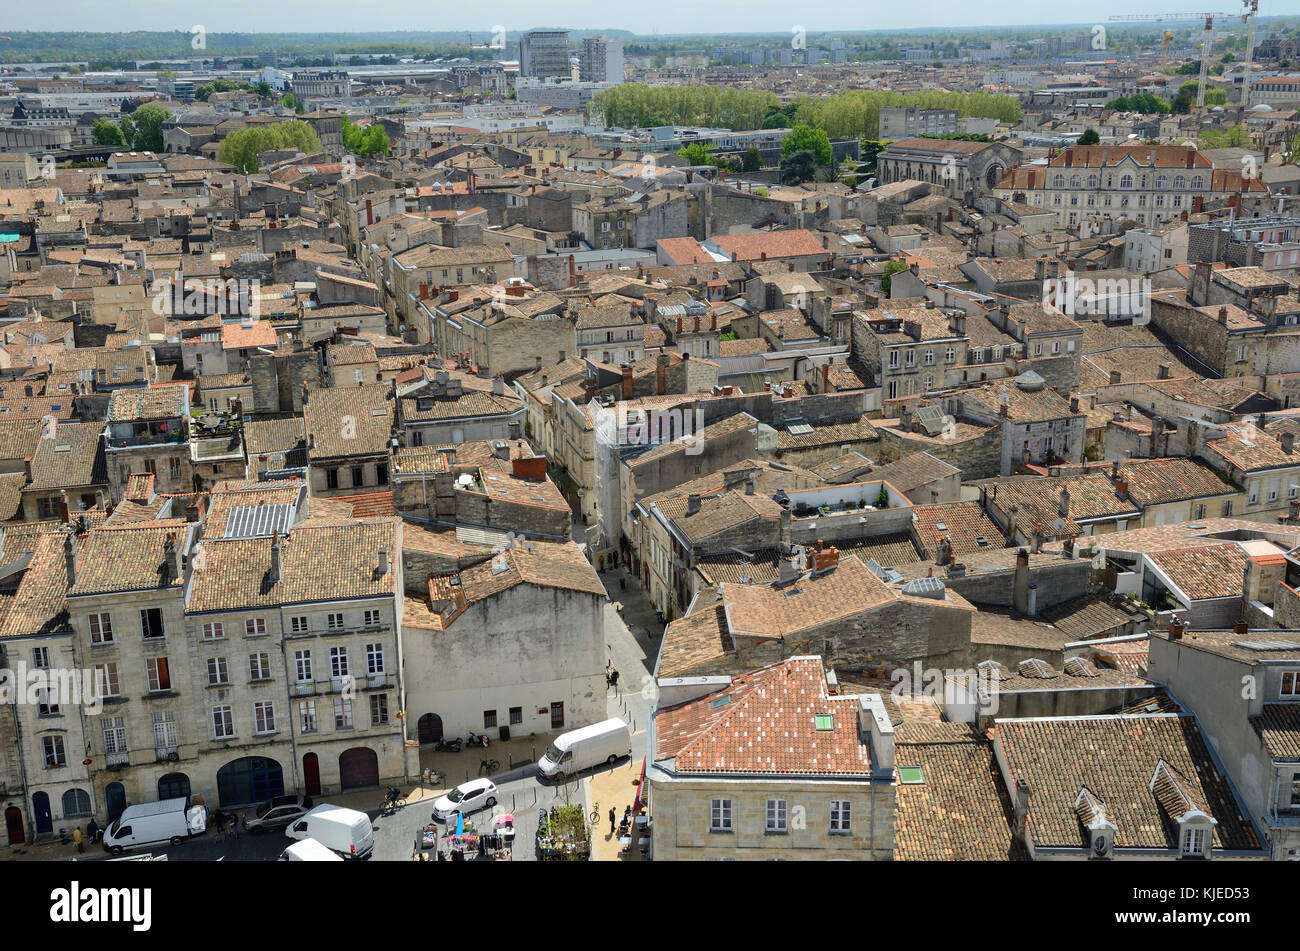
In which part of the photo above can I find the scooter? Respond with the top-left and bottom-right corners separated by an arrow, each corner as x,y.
434,737 -> 463,753
464,731 -> 491,748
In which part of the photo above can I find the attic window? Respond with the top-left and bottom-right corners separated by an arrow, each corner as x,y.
974,535 -> 991,548
898,766 -> 925,785
814,714 -> 834,731
54,444 -> 71,452
709,695 -> 732,709
934,522 -> 947,532
370,408 -> 386,417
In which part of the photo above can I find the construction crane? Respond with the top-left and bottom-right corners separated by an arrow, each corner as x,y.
1238,0 -> 1260,108
1162,30 -> 1175,73
1109,12 -> 1232,107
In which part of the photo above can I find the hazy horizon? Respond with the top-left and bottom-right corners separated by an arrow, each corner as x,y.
6,0 -> 1300,36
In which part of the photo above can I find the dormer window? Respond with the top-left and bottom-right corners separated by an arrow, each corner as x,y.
1181,826 -> 1208,858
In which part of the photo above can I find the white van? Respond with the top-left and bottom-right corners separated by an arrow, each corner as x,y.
538,717 -> 632,780
278,839 -> 344,862
285,804 -> 374,859
103,798 -> 207,855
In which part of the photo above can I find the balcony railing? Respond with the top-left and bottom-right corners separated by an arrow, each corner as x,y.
106,750 -> 129,767
155,745 -> 179,761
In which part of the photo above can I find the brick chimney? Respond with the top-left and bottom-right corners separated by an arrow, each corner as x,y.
1059,487 -> 1070,517
1218,306 -> 1229,325
621,365 -> 634,399
656,354 -> 667,395
1233,617 -> 1249,635
1284,432 -> 1295,455
1168,616 -> 1185,641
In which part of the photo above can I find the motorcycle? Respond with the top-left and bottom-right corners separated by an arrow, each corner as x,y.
464,731 -> 491,748
434,737 -> 463,753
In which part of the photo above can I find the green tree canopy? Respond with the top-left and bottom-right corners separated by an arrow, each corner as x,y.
342,116 -> 391,157
125,103 -> 170,152
782,124 -> 833,167
91,117 -> 125,147
779,148 -> 818,185
676,142 -> 713,166
1105,93 -> 1171,114
741,147 -> 762,172
880,260 -> 910,296
217,120 -> 323,173
1077,128 -> 1101,145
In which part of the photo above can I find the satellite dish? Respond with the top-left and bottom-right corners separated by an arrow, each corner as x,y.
1053,518 -> 1067,532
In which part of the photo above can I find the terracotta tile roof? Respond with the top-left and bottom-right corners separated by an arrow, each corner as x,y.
993,473 -> 1138,540
0,532 -> 83,638
1204,422 -> 1299,472
1118,457 -> 1236,506
655,657 -> 873,776
774,413 -> 879,450
106,384 -> 188,422
995,714 -> 1261,852
27,421 -> 106,491
894,720 -> 1028,861
304,384 -> 393,459
710,229 -> 827,262
185,518 -> 399,612
723,555 -> 899,638
1049,144 -> 1213,170
653,489 -> 783,546
68,524 -> 189,596
456,540 -> 606,604
346,491 -> 396,518
1038,595 -> 1140,641
242,416 -> 306,457
1147,542 -> 1250,601
912,501 -> 1004,560
1250,704 -> 1300,760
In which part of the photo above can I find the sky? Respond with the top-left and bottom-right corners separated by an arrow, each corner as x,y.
7,0 -> 1300,35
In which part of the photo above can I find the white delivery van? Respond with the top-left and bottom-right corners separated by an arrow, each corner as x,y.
538,717 -> 632,780
278,839 -> 344,862
103,798 -> 207,855
285,804 -> 374,859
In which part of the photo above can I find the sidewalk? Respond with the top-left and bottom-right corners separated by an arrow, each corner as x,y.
587,757 -> 645,861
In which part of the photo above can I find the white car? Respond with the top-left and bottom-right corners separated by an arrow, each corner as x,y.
431,779 -> 498,822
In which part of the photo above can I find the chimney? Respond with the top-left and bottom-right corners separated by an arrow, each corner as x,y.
1109,370 -> 1121,385
745,472 -> 757,496
269,532 -> 283,585
1284,433 -> 1295,455
1114,477 -> 1129,499
1111,459 -> 1120,479
63,531 -> 76,588
1013,779 -> 1030,838
1069,395 -> 1079,413
164,532 -> 180,583
1013,547 -> 1030,614
378,547 -> 389,575
1027,582 -> 1038,617
821,362 -> 831,393
656,354 -> 668,395
1168,616 -> 1185,641
1032,522 -> 1045,555
1234,617 -> 1249,635
621,366 -> 634,400
686,493 -> 701,516
858,695 -> 895,776
58,491 -> 70,525
1059,488 -> 1071,518
936,535 -> 952,567
1157,364 -> 1170,380
1218,306 -> 1229,325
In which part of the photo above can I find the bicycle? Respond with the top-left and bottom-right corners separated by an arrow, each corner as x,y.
589,801 -> 601,825
380,789 -> 405,814
478,758 -> 500,775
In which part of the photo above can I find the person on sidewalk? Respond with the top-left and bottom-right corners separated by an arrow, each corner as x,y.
73,827 -> 84,853
609,666 -> 620,691
609,807 -> 616,836
86,818 -> 99,844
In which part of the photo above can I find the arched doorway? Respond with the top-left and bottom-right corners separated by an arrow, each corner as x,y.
302,753 -> 321,797
5,806 -> 25,845
338,747 -> 379,790
157,773 -> 190,801
216,757 -> 284,807
105,782 -> 126,823
417,713 -> 443,745
31,792 -> 52,835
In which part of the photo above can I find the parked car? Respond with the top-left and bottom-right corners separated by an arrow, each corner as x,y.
431,779 -> 498,822
244,795 -> 313,832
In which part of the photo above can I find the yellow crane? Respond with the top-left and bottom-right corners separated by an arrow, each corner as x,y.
1110,12 -> 1232,107
1162,30 -> 1174,73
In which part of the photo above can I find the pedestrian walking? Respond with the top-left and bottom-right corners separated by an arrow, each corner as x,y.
86,818 -> 99,844
609,666 -> 620,691
609,807 -> 616,835
73,826 -> 84,854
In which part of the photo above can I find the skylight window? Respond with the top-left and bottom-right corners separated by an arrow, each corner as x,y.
898,766 -> 925,785
814,714 -> 834,731
710,695 -> 732,709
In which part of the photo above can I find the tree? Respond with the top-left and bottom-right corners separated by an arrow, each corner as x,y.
1199,124 -> 1250,149
782,124 -> 833,168
126,104 -> 170,153
1077,128 -> 1101,145
741,147 -> 762,172
255,81 -> 273,99
880,260 -> 909,295
677,143 -> 712,166
217,120 -> 323,173
92,118 -> 125,147
119,114 -> 136,148
1106,93 -> 1171,114
342,117 -> 391,158
779,148 -> 818,185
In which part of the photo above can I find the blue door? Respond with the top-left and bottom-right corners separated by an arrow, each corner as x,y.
217,757 -> 284,806
31,792 -> 52,835
105,782 -> 126,823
